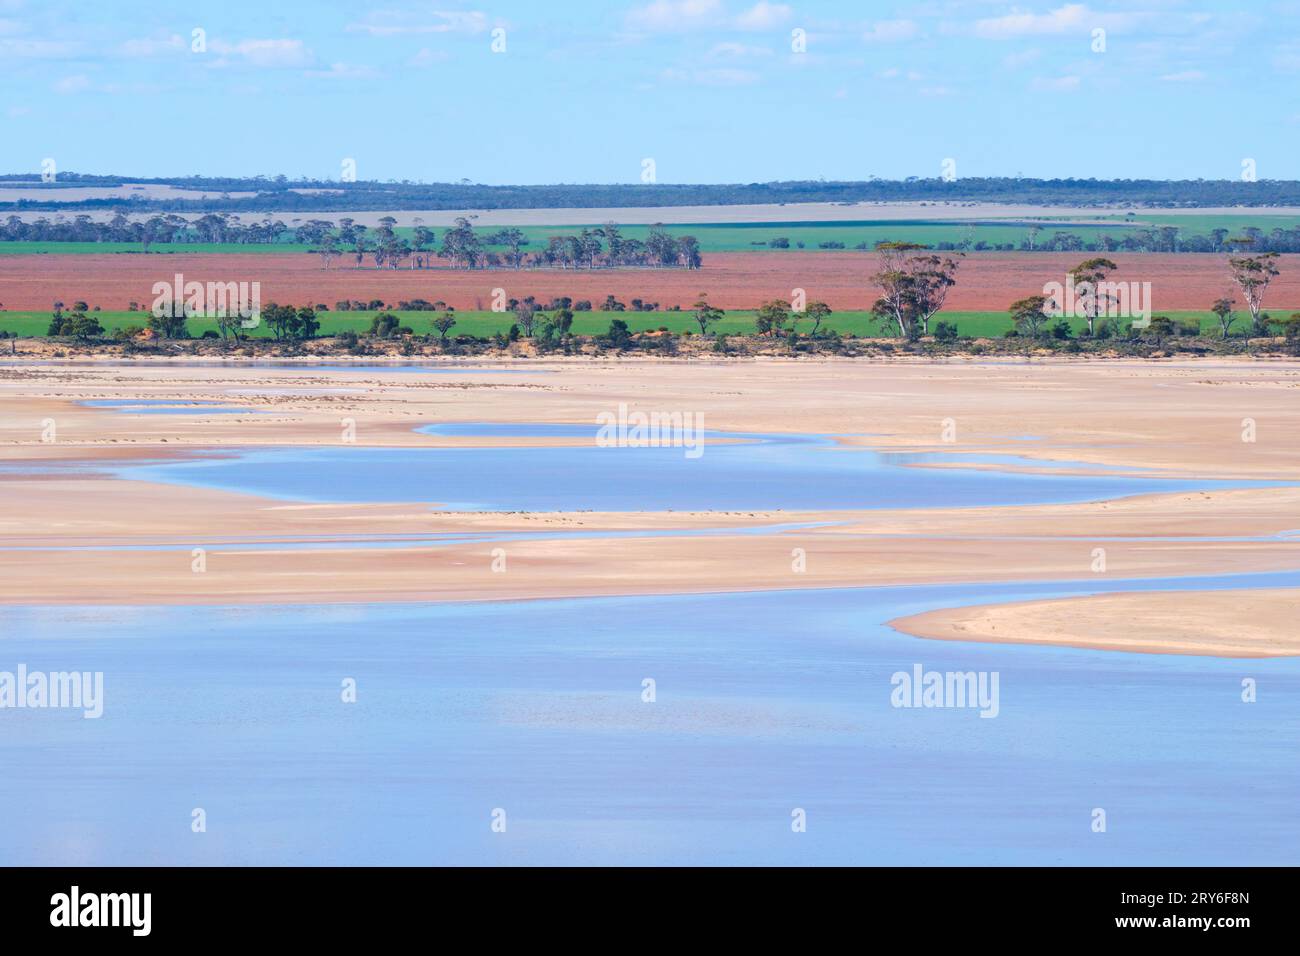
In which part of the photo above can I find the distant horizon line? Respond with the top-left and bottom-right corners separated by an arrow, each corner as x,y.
3,174 -> 1300,188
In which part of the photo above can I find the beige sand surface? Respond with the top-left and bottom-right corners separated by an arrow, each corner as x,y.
890,589 -> 1300,657
1,359 -> 1296,653
4,359 -> 1299,476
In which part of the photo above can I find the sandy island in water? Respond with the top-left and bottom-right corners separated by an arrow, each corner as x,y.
890,589 -> 1300,658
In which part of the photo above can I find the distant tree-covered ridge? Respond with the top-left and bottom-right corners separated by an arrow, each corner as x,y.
0,214 -> 703,269
9,211 -> 1300,256
4,175 -> 1300,212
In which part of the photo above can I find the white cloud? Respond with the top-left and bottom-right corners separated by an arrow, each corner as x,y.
1002,48 -> 1042,69
863,20 -> 918,43
0,37 -> 80,57
1274,47 -> 1300,71
306,62 -> 379,80
974,4 -> 1089,40
53,74 -> 90,94
661,65 -> 759,85
1159,70 -> 1204,82
118,34 -> 185,57
734,1 -> 791,30
877,67 -> 923,82
708,40 -> 771,58
1031,74 -> 1082,92
210,38 -> 312,68
699,67 -> 759,84
626,0 -> 786,34
0,12 -> 81,58
409,47 -> 450,67
347,9 -> 489,36
627,0 -> 723,33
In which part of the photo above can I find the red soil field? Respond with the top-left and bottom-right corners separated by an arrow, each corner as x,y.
2,252 -> 1298,313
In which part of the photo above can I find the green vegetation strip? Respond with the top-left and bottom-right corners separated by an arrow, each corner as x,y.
3,309 -> 1292,340
5,214 -> 1300,256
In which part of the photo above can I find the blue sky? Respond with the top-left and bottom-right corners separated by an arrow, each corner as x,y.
2,0 -> 1298,183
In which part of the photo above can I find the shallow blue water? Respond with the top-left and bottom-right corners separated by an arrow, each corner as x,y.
267,364 -> 547,375
0,521 -> 840,553
105,423 -> 1280,511
81,400 -> 262,416
83,400 -> 231,406
2,361 -> 547,373
1,572 -> 1296,866
6,422 -> 1296,865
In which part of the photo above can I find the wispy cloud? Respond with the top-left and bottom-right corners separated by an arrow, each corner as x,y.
118,34 -> 186,57
306,62 -> 378,80
734,1 -> 791,30
878,67 -> 924,82
1002,48 -> 1042,69
708,40 -> 772,59
863,20 -> 918,44
1159,70 -> 1204,82
1274,45 -> 1300,71
973,4 -> 1090,40
0,36 -> 81,58
661,65 -> 760,86
347,9 -> 489,36
209,38 -> 313,69
1031,74 -> 1082,92
408,47 -> 450,67
627,0 -> 723,33
53,74 -> 90,94
626,0 -> 789,34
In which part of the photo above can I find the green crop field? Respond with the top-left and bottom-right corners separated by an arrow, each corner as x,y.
5,215 -> 1300,256
0,241 -> 313,255
4,308 -> 1291,341
445,221 -> 1065,253
1090,213 -> 1300,235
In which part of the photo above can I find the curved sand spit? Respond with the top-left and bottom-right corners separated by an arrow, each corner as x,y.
891,589 -> 1300,658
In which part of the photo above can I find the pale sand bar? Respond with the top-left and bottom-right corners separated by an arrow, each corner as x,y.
891,589 -> 1300,658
